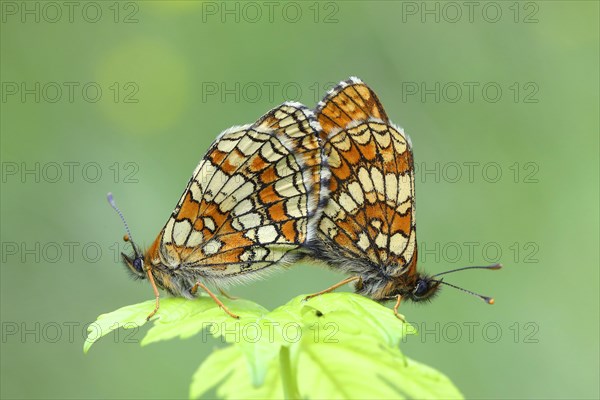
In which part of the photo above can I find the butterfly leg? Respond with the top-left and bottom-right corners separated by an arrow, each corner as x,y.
393,295 -> 406,323
145,269 -> 161,321
304,276 -> 362,301
218,288 -> 239,300
190,281 -> 240,319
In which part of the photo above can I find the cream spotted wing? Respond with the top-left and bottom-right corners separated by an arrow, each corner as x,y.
145,103 -> 321,281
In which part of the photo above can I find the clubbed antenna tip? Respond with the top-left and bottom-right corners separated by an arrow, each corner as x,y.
435,280 -> 497,305
107,192 -> 139,257
434,263 -> 503,278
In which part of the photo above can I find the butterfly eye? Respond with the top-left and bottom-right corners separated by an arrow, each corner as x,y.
133,258 -> 144,273
413,280 -> 428,297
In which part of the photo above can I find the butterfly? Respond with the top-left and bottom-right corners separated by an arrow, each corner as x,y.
304,77 -> 501,318
109,102 -> 328,320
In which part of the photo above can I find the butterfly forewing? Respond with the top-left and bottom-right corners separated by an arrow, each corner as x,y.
147,103 -> 321,280
316,78 -> 417,276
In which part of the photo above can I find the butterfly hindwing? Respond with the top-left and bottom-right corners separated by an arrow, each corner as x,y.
315,77 -> 417,276
256,101 -> 329,225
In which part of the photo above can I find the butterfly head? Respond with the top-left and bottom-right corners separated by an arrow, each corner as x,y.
121,238 -> 146,280
410,264 -> 502,304
407,274 -> 442,302
385,264 -> 501,304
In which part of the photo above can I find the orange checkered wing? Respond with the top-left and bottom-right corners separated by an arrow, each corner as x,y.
256,101 -> 329,223
147,103 -> 321,282
315,77 -> 417,277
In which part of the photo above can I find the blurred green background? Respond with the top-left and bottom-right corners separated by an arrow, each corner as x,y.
1,1 -> 598,399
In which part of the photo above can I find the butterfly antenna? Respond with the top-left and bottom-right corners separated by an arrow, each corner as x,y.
433,263 -> 502,278
107,192 -> 140,257
434,279 -> 495,304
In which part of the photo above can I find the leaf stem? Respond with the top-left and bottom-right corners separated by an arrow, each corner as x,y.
279,345 -> 300,399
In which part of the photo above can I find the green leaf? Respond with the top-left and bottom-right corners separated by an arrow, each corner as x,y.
295,337 -> 462,399
83,296 -> 268,352
189,339 -> 462,400
86,292 -> 463,399
190,346 -> 284,400
83,299 -> 152,353
189,346 -> 242,399
141,297 -> 268,346
238,338 -> 281,387
290,292 -> 414,347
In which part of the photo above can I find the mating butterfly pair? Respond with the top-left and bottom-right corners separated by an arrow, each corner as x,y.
109,77 -> 500,320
